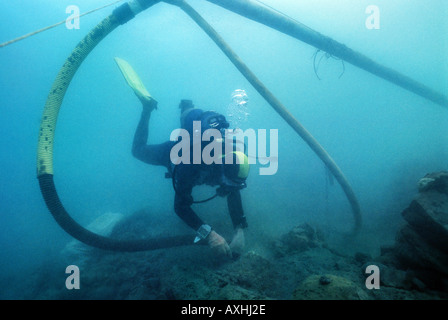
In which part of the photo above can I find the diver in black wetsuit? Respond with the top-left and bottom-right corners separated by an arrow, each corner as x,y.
132,98 -> 248,258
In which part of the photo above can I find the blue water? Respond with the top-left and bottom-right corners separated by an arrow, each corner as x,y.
0,0 -> 447,299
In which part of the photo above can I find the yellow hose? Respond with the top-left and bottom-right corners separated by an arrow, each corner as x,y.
37,15 -> 119,176
36,1 -> 202,252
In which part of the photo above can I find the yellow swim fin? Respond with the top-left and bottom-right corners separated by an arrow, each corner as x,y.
114,57 -> 154,106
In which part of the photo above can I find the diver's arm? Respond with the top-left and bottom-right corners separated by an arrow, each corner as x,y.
173,166 -> 204,230
174,191 -> 204,231
174,192 -> 231,256
227,190 -> 248,229
227,190 -> 246,254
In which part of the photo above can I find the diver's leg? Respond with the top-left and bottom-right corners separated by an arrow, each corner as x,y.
132,101 -> 173,167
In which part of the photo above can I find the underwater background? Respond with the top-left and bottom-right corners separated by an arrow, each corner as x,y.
0,0 -> 447,300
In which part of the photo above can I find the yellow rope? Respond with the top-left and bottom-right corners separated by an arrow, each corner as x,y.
0,0 -> 123,48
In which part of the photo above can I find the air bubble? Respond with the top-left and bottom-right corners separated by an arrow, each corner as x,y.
227,89 -> 249,128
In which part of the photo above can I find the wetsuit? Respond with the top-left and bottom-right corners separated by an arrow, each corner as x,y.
132,106 -> 248,232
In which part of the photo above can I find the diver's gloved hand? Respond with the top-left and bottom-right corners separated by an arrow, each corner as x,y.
207,230 -> 231,257
140,96 -> 158,112
229,228 -> 245,254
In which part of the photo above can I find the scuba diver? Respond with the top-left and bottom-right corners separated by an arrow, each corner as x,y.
131,97 -> 249,258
